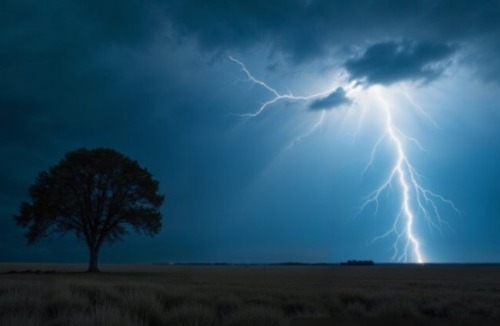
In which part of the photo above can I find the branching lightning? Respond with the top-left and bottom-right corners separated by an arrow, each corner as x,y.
359,88 -> 459,263
229,56 -> 333,118
229,57 -> 459,263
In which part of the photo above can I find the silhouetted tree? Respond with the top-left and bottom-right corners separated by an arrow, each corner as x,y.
14,148 -> 164,272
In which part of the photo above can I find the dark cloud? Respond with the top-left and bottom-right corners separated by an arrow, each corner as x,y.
164,0 -> 409,62
310,87 -> 351,110
0,0 -> 172,156
344,41 -> 457,86
164,0 -> 500,83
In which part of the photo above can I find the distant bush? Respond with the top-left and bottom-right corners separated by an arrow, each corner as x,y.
340,260 -> 375,266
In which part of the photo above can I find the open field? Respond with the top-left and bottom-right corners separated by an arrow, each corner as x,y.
1,264 -> 500,325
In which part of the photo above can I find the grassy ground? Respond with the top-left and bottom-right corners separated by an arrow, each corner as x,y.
1,264 -> 499,325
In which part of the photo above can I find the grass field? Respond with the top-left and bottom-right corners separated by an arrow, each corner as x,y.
1,263 -> 499,325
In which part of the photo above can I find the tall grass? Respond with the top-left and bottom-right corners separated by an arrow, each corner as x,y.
1,265 -> 500,325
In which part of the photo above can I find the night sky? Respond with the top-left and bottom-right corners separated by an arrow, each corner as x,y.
1,0 -> 499,264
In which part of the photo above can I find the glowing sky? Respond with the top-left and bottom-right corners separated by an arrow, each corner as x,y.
1,0 -> 499,263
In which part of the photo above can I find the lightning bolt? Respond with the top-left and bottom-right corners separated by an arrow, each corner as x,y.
229,57 -> 459,264
228,56 -> 335,118
360,88 -> 459,263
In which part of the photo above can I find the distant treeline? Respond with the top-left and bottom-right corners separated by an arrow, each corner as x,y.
152,262 -> 336,266
340,260 -> 375,266
6,270 -> 56,274
153,261 -> 377,266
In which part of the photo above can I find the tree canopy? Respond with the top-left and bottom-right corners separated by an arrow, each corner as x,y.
15,148 -> 164,272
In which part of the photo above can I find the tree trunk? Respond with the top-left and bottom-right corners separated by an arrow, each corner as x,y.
87,246 -> 100,273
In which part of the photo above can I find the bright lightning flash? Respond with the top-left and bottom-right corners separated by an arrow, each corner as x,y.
360,88 -> 459,263
229,57 -> 459,263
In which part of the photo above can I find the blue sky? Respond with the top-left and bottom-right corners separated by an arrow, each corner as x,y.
1,0 -> 499,264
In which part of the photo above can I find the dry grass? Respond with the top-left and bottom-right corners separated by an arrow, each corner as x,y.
1,264 -> 500,325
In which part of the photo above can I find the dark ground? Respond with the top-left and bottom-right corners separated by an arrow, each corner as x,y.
1,263 -> 499,325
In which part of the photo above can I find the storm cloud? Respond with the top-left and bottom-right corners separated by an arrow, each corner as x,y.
310,87 -> 351,110
344,41 -> 457,86
164,0 -> 500,83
